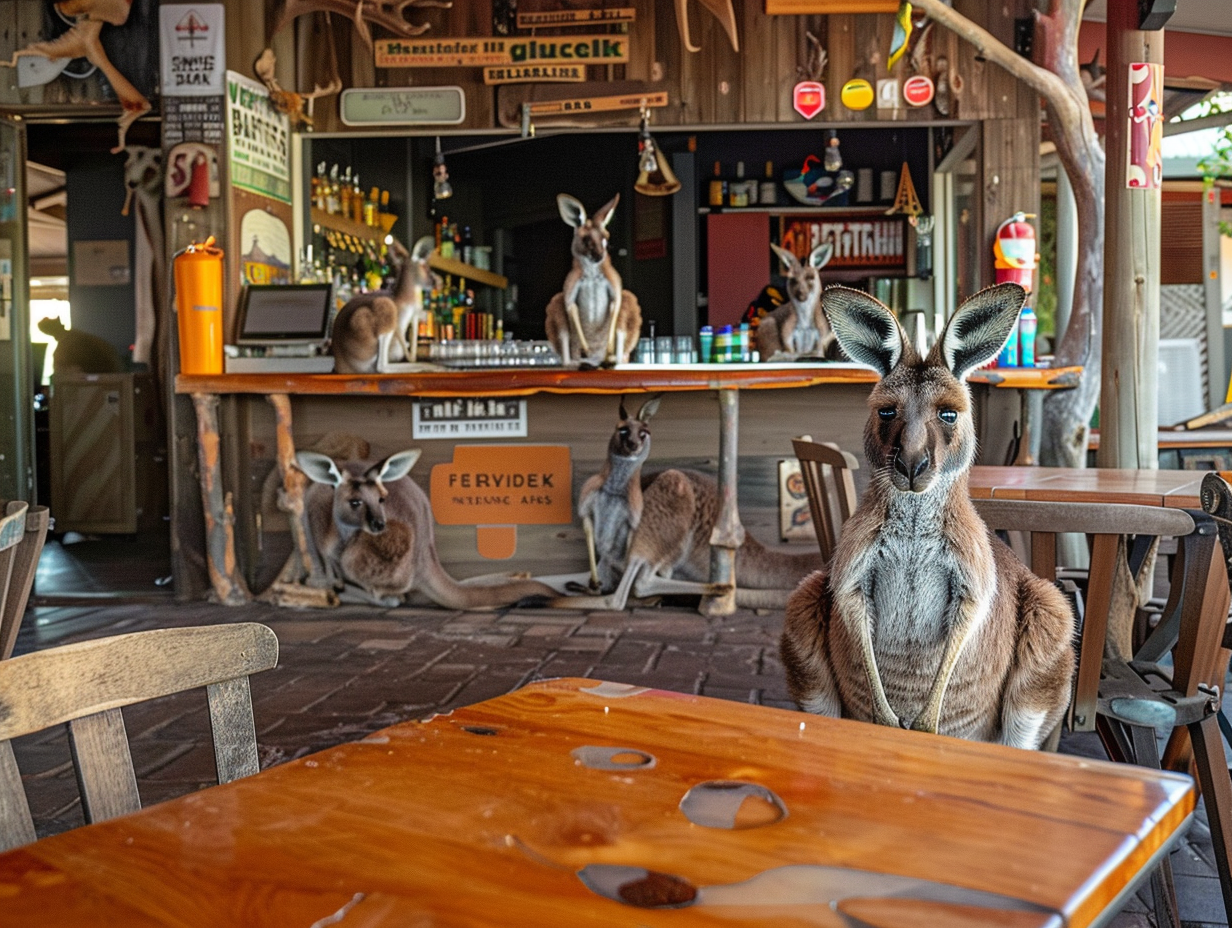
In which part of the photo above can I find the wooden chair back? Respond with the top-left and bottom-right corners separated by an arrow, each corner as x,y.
0,502 -> 50,660
791,437 -> 860,560
0,623 -> 278,850
972,498 -> 1196,733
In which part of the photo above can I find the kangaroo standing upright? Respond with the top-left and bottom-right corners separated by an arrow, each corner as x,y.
569,396 -> 823,610
298,449 -> 555,609
330,236 -> 436,374
545,194 -> 642,367
780,284 -> 1074,749
756,243 -> 835,360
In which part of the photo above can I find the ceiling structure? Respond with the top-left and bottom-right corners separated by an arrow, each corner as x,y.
26,161 -> 66,288
1083,1 -> 1232,38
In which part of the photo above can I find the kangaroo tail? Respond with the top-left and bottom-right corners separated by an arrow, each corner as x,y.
418,556 -> 556,610
736,535 -> 825,591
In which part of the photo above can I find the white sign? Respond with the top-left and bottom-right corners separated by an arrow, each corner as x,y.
413,397 -> 528,439
226,71 -> 291,203
160,5 -> 225,97
339,87 -> 466,126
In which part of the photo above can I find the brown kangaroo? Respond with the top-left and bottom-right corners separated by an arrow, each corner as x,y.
298,449 -> 555,610
780,284 -> 1075,749
545,194 -> 642,368
564,396 -> 823,610
756,243 -> 836,361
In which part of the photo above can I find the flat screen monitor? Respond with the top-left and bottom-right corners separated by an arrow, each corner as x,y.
235,284 -> 333,346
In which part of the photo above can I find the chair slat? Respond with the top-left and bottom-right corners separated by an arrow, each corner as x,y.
1030,531 -> 1057,584
0,741 -> 36,851
973,499 -> 1194,538
207,677 -> 260,783
0,624 -> 279,741
792,438 -> 860,560
1070,533 -> 1120,732
70,709 -> 141,824
0,506 -> 50,660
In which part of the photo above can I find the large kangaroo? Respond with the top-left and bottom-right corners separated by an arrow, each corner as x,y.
780,284 -> 1075,749
756,243 -> 836,361
545,194 -> 642,368
298,449 -> 555,609
566,396 -> 823,610
331,236 -> 436,374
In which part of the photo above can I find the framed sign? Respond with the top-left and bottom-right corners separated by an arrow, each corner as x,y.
340,87 -> 466,126
517,7 -> 636,26
375,35 -> 630,69
413,397 -> 527,439
779,214 -> 907,272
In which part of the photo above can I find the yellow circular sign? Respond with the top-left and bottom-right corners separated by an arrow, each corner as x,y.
840,79 -> 874,111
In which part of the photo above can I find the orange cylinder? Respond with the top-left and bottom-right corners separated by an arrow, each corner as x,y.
174,237 -> 224,374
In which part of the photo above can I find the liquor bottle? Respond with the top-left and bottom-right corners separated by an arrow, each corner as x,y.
340,167 -> 353,218
729,162 -> 747,208
311,162 -> 327,211
364,187 -> 379,227
708,161 -> 726,207
760,161 -> 777,206
461,226 -> 474,265
327,165 -> 341,214
439,218 -> 454,258
436,215 -> 448,254
452,224 -> 462,261
351,173 -> 364,224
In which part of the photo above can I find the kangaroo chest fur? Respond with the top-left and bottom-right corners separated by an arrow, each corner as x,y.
571,261 -> 615,335
581,457 -> 642,572
787,302 -> 820,354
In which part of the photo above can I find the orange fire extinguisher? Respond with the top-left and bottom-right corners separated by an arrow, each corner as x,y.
993,212 -> 1037,291
173,236 -> 224,375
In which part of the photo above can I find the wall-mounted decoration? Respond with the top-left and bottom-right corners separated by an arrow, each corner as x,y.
160,5 -> 223,95
254,48 -> 340,129
778,216 -> 906,272
783,154 -> 853,207
484,64 -> 587,85
166,143 -> 220,201
887,1 -> 913,70
676,0 -> 739,53
765,0 -> 897,12
340,87 -> 466,126
793,81 -> 825,119
73,240 -> 131,287
840,79 -> 873,110
526,90 -> 668,118
903,74 -> 934,107
239,210 -> 291,286
271,0 -> 449,46
225,71 -> 291,204
375,35 -> 629,69
517,7 -> 635,27
885,162 -> 923,217
875,78 -> 900,112
1127,61 -> 1164,190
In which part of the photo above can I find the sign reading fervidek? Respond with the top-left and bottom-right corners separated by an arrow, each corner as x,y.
375,35 -> 630,69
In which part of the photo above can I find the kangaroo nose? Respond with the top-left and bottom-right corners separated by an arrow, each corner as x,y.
370,518 -> 386,533
894,451 -> 930,489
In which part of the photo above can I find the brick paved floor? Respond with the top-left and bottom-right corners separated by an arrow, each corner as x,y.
8,599 -> 1229,927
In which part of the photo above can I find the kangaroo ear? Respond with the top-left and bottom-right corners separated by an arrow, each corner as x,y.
557,194 -> 586,228
411,236 -> 434,262
593,194 -> 620,229
373,449 -> 421,484
809,243 -> 833,270
823,287 -> 905,378
770,243 -> 801,275
619,396 -> 630,422
297,451 -> 345,487
932,283 -> 1026,381
637,393 -> 663,422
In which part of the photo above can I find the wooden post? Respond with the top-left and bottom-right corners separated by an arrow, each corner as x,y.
701,388 -> 744,617
1097,0 -> 1163,470
191,393 -> 251,605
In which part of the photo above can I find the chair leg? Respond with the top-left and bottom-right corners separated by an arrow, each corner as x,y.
1127,722 -> 1181,928
1190,712 -> 1232,925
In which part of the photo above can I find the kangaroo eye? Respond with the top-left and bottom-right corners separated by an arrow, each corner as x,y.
349,499 -> 362,509
938,409 -> 958,424
878,407 -> 897,420
619,426 -> 630,436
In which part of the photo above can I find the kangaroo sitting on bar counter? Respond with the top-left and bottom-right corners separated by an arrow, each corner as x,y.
558,395 -> 823,610
298,448 -> 555,609
756,243 -> 836,361
780,284 -> 1074,749
545,193 -> 642,368
330,236 -> 436,374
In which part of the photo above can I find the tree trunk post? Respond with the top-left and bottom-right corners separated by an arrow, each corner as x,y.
1097,0 -> 1163,470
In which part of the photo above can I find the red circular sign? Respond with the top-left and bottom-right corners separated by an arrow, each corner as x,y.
793,81 -> 825,120
903,75 -> 935,107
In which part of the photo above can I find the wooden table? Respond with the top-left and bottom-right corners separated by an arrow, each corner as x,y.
176,365 -> 1079,612
970,465 -> 1205,509
0,678 -> 1192,928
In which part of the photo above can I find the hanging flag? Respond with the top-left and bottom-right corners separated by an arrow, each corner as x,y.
887,2 -> 914,70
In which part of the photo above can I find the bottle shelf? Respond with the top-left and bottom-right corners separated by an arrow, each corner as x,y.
428,251 -> 508,289
310,208 -> 386,243
699,205 -> 896,216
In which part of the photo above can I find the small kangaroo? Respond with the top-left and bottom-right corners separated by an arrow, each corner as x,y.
756,243 -> 835,361
330,236 -> 437,374
37,317 -> 124,374
570,396 -> 823,610
780,284 -> 1075,749
298,448 -> 555,609
545,193 -> 642,368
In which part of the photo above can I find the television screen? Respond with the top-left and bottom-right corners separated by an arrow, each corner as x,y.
236,284 -> 333,345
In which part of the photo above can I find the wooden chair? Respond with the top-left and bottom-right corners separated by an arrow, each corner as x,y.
974,497 -> 1229,928
0,502 -> 50,660
0,623 -> 279,850
791,437 -> 860,560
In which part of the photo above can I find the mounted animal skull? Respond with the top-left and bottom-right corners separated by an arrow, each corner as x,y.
756,243 -> 835,361
545,193 -> 642,368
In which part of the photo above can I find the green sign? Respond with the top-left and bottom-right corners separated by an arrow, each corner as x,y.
225,71 -> 291,203
339,87 -> 466,127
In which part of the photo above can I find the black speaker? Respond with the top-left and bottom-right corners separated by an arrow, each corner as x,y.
1138,0 -> 1176,31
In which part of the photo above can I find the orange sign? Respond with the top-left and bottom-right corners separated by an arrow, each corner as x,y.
431,445 -> 572,559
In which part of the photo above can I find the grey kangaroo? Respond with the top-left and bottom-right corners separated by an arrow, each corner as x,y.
298,448 -> 555,610
780,284 -> 1075,749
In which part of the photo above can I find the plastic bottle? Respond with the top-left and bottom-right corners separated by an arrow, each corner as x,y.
699,326 -> 713,363
1018,306 -> 1037,368
998,319 -> 1019,367
716,325 -> 733,362
738,323 -> 751,362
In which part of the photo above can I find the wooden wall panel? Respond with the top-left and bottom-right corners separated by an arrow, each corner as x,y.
1160,200 -> 1204,285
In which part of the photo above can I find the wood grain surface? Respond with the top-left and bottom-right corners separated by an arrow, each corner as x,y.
969,465 -> 1205,509
0,679 -> 1192,928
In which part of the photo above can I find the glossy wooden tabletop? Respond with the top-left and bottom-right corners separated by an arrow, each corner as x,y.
970,465 -> 1206,509
0,679 -> 1191,928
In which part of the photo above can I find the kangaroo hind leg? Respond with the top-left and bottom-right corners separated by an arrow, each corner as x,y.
627,471 -> 697,598
780,568 -> 842,717
999,576 -> 1076,750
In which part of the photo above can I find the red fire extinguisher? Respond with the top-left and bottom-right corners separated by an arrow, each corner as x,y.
993,212 -> 1037,291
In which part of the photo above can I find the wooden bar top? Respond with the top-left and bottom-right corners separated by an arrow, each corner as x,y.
175,364 -> 1082,397
0,679 -> 1191,927
970,465 -> 1205,509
